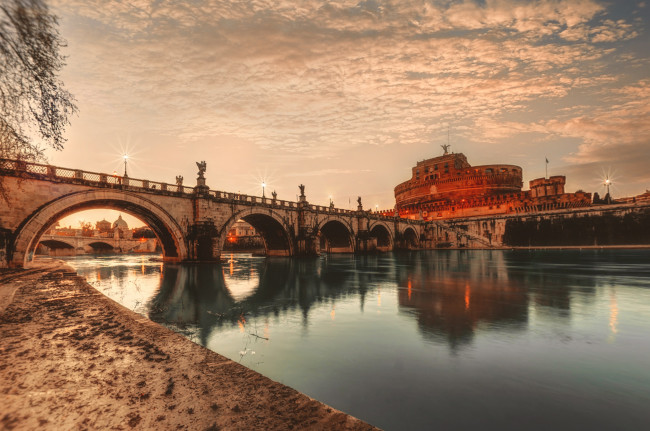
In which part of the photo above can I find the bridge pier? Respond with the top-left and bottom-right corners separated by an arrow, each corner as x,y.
188,221 -> 220,262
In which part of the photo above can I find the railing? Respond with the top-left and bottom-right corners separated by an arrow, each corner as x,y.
0,158 -> 424,223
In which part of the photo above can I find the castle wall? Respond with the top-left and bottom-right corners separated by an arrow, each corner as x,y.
439,202 -> 650,248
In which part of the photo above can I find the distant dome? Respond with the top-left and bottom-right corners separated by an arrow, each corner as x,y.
112,215 -> 129,229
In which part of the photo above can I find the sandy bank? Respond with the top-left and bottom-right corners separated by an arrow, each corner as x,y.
0,259 -> 377,430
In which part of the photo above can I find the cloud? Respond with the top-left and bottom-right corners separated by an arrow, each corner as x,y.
47,0 -> 649,200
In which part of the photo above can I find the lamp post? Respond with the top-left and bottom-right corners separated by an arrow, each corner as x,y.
262,181 -> 266,198
123,154 -> 129,177
375,204 -> 379,213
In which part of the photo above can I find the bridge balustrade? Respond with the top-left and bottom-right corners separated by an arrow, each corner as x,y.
1,158 -> 412,221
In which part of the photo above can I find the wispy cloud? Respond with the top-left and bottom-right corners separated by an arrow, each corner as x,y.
49,0 -> 650,203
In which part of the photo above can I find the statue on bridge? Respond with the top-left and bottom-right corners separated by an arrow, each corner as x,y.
196,161 -> 207,179
299,184 -> 305,197
272,190 -> 277,200
357,196 -> 363,211
176,175 -> 183,186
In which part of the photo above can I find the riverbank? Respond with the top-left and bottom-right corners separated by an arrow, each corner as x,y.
0,259 -> 377,430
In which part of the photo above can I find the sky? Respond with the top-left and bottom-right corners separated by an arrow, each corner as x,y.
48,0 -> 650,228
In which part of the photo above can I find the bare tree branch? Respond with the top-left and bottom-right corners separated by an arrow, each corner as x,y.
0,0 -> 77,162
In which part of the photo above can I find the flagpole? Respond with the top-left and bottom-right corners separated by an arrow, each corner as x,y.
545,157 -> 548,179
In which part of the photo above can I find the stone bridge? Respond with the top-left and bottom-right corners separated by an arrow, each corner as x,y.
36,234 -> 158,256
0,158 -> 425,268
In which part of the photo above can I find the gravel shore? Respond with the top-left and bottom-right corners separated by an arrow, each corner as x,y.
0,259 -> 378,430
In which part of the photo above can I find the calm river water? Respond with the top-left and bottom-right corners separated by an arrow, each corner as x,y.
55,250 -> 650,430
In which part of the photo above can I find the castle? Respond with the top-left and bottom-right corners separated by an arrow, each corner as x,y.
394,147 -> 591,220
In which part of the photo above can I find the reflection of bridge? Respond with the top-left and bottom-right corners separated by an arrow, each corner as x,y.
37,234 -> 157,255
1,158 -> 426,268
148,255 -> 396,346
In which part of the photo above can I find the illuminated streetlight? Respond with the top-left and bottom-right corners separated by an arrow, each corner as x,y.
375,204 -> 379,212
123,154 -> 129,177
262,181 -> 266,198
603,176 -> 612,203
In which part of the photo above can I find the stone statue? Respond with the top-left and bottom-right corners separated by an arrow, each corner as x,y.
299,184 -> 305,196
176,175 -> 183,186
329,200 -> 335,209
357,196 -> 362,206
441,144 -> 451,155
272,190 -> 277,200
196,161 -> 207,178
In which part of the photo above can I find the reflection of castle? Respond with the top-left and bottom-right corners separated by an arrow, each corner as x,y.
394,149 -> 591,220
395,251 -> 528,349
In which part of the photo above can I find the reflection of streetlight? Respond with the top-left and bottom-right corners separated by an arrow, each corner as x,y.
123,154 -> 129,177
262,181 -> 266,198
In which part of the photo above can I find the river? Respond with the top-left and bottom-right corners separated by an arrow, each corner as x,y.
52,250 -> 650,430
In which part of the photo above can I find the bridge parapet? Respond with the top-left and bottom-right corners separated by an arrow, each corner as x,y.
0,158 -> 412,221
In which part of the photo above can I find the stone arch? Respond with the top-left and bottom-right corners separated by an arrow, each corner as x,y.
37,239 -> 75,257
38,239 -> 75,249
12,190 -> 187,267
220,209 -> 293,257
317,218 -> 355,253
369,221 -> 393,250
402,226 -> 419,249
86,241 -> 115,252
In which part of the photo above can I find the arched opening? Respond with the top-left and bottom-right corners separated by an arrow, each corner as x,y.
370,223 -> 392,251
87,241 -> 115,254
32,209 -> 160,259
36,239 -> 75,256
221,211 -> 292,257
12,190 -> 187,267
319,220 -> 354,253
403,227 -> 419,249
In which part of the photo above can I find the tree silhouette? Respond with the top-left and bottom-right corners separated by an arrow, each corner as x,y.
0,0 -> 77,161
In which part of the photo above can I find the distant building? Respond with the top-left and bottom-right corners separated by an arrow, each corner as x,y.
224,220 -> 263,251
96,219 -> 111,233
112,215 -> 132,239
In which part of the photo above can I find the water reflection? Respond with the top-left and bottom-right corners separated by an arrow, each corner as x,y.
148,255 -> 391,345
145,250 -> 612,350
395,251 -> 529,349
56,250 -> 650,431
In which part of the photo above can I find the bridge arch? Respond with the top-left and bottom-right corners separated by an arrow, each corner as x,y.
12,190 -> 187,267
369,221 -> 393,250
221,209 -> 293,257
87,241 -> 115,252
402,226 -> 419,249
38,239 -> 75,249
317,217 -> 355,253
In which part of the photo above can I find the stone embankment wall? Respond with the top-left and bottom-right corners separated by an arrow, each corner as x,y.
441,202 -> 650,248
